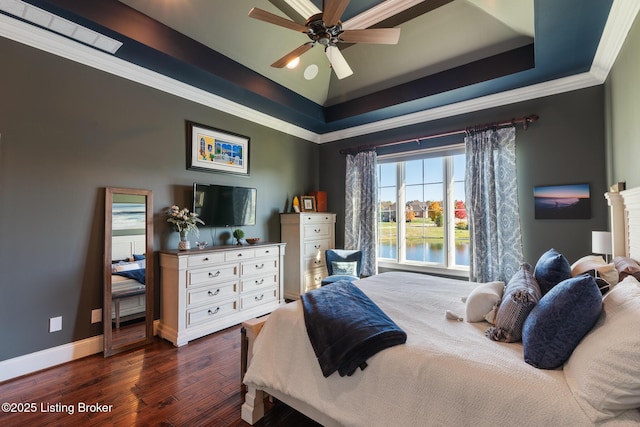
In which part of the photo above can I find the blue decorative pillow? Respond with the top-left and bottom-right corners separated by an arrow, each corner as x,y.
534,248 -> 572,295
522,274 -> 602,369
486,264 -> 541,342
133,254 -> 146,261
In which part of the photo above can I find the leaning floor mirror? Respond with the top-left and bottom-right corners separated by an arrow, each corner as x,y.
104,187 -> 154,357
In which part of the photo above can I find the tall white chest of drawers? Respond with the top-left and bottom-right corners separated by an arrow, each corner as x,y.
280,213 -> 336,299
158,242 -> 285,346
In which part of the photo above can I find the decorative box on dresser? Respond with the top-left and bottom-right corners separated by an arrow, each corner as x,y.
158,242 -> 285,347
280,213 -> 336,299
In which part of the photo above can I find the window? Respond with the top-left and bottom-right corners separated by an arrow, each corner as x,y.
377,146 -> 469,275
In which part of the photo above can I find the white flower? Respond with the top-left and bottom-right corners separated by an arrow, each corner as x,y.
166,205 -> 204,235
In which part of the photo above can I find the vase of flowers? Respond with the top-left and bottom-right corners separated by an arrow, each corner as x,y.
166,205 -> 204,250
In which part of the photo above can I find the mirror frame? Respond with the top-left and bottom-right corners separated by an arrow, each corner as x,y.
103,187 -> 154,357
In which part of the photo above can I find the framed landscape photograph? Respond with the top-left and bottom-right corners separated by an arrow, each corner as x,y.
186,121 -> 250,176
534,183 -> 590,219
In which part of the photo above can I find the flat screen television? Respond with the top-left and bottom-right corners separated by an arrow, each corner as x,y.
193,183 -> 257,227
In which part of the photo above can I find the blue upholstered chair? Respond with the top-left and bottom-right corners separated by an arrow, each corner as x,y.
321,249 -> 362,286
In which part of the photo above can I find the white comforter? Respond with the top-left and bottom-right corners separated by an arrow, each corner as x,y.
243,272 -> 640,426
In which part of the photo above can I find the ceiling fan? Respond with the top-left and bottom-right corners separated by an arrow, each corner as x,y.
248,0 -> 401,79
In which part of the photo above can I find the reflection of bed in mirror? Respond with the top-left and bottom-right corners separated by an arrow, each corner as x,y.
111,234 -> 146,327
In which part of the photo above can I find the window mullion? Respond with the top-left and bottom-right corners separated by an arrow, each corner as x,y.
444,157 -> 454,268
397,162 -> 406,263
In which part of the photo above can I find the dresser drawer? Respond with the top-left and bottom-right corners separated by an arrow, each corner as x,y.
240,273 -> 278,293
300,214 -> 334,224
187,252 -> 225,268
187,299 -> 238,327
303,239 -> 331,258
188,264 -> 238,287
304,269 -> 326,292
241,258 -> 278,277
305,255 -> 325,271
255,246 -> 279,258
303,223 -> 331,239
187,282 -> 238,308
224,248 -> 255,262
240,288 -> 278,309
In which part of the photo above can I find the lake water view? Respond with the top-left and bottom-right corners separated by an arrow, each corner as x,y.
378,241 -> 470,266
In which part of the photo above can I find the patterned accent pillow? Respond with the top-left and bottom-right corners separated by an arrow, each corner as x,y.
522,274 -> 602,369
486,264 -> 541,342
534,248 -> 572,295
612,256 -> 640,282
331,261 -> 358,277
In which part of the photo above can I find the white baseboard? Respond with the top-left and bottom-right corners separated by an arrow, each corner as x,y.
0,320 -> 162,383
0,335 -> 104,383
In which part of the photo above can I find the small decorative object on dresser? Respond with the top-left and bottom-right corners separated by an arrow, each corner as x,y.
246,237 -> 260,245
158,242 -> 285,346
166,205 -> 204,250
280,212 -> 336,299
300,196 -> 316,212
233,228 -> 245,245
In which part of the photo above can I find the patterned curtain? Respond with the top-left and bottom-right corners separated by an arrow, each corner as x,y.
345,150 -> 378,276
465,126 -> 523,282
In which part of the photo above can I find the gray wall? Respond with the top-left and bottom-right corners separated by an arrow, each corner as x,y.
606,10 -> 640,187
319,86 -> 609,266
0,37 -> 318,361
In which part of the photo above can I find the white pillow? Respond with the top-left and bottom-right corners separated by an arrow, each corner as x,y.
464,281 -> 504,322
564,275 -> 640,422
113,262 -> 140,273
570,255 -> 618,285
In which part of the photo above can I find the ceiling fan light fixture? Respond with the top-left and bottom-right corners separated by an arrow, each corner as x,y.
286,56 -> 300,69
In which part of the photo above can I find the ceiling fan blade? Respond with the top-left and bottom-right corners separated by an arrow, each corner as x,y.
323,0 -> 350,27
271,43 -> 314,68
340,28 -> 401,44
325,45 -> 353,79
248,7 -> 308,32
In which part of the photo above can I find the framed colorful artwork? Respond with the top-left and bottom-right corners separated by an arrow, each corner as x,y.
186,121 -> 250,176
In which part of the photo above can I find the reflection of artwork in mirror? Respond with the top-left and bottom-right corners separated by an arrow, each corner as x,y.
104,188 -> 154,357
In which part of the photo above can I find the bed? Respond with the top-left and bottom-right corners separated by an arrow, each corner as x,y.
111,234 -> 146,326
241,187 -> 640,426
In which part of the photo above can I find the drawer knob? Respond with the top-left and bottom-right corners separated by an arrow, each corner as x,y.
255,279 -> 265,285
314,228 -> 321,233
314,260 -> 321,265
203,257 -> 209,261
255,263 -> 265,269
237,253 -> 243,257
209,271 -> 221,278
208,289 -> 220,296
208,307 -> 220,315
314,244 -> 321,249
255,294 -> 264,302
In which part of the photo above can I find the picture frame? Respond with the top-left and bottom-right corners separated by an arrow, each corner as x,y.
300,196 -> 316,212
186,121 -> 250,176
534,183 -> 591,219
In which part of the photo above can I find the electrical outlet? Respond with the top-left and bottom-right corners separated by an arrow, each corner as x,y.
49,316 -> 62,332
91,308 -> 102,324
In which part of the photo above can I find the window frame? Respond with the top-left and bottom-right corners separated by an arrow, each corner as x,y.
377,144 -> 469,278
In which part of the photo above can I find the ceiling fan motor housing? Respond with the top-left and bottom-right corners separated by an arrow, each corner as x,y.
306,13 -> 342,47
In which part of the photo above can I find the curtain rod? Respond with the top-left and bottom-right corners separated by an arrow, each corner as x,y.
339,114 -> 539,155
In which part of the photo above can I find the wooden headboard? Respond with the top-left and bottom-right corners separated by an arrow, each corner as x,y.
112,234 -> 146,261
606,186 -> 640,260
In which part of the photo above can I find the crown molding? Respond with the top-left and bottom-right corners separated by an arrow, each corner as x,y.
0,0 -> 635,146
342,0 -> 426,30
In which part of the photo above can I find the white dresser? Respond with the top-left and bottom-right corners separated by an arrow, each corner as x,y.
158,242 -> 285,346
280,213 -> 336,299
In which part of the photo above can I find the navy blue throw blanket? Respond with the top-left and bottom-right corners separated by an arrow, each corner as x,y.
115,268 -> 146,285
301,280 -> 407,377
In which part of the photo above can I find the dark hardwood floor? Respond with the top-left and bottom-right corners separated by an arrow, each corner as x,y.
0,324 -> 322,426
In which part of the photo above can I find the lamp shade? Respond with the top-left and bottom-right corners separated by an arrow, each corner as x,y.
592,231 -> 612,255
